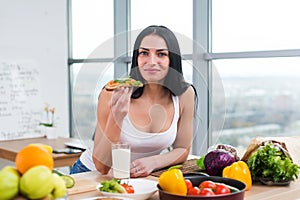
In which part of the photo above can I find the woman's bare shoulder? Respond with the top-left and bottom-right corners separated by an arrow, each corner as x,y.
179,85 -> 195,101
178,86 -> 195,112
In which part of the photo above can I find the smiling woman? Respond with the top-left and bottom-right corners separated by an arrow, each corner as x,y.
70,25 -> 197,177
93,25 -> 197,177
137,35 -> 170,83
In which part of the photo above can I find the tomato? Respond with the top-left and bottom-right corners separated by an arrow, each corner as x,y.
199,180 -> 216,190
185,179 -> 193,190
107,80 -> 119,87
187,187 -> 201,196
215,183 -> 231,195
120,184 -> 135,194
199,188 -> 215,196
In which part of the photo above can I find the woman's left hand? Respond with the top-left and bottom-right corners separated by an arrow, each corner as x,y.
130,157 -> 156,178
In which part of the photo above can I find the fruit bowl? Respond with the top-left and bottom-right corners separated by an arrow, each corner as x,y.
158,175 -> 246,200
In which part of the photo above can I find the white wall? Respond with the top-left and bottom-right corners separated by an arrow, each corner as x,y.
0,0 -> 69,137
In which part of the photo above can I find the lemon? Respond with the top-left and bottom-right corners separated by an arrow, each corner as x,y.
28,143 -> 53,154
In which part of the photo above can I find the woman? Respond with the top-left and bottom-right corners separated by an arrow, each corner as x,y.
71,25 -> 197,177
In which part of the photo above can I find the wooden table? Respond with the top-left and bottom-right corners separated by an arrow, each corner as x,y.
0,137 -> 83,167
68,171 -> 300,200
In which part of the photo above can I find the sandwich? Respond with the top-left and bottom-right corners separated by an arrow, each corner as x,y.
241,139 -> 290,162
242,137 -> 300,184
105,77 -> 143,91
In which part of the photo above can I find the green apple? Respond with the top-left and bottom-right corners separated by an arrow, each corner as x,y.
51,173 -> 67,198
20,165 -> 54,199
0,167 -> 19,200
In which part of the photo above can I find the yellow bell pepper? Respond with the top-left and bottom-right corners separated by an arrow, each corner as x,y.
223,161 -> 252,191
158,166 -> 187,195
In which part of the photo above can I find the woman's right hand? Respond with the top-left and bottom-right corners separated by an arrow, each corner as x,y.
110,87 -> 133,124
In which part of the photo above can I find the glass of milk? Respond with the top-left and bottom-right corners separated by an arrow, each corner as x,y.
111,143 -> 130,179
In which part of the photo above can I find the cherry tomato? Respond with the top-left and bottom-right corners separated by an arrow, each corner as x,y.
199,180 -> 216,190
215,183 -> 231,195
199,188 -> 215,196
120,184 -> 135,194
187,187 -> 201,196
185,179 -> 193,190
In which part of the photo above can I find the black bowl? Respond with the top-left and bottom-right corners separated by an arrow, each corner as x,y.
158,175 -> 246,200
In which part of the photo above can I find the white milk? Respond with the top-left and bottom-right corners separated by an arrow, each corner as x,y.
112,148 -> 130,179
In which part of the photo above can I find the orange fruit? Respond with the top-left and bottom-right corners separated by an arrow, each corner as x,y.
15,145 -> 54,174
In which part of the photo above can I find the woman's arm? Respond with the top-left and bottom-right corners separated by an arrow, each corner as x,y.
131,86 -> 195,177
92,87 -> 133,174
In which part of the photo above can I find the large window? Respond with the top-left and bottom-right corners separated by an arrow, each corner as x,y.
211,0 -> 300,155
212,0 -> 300,52
71,0 -> 113,58
212,58 -> 300,149
70,0 -> 114,138
72,63 -> 113,139
69,0 -> 300,155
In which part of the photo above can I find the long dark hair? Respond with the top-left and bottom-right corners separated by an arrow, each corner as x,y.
130,25 -> 192,98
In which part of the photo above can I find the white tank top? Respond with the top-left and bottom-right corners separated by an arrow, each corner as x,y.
80,95 -> 179,170
120,95 -> 179,161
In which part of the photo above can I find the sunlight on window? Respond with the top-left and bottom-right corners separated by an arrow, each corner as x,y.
212,0 -> 300,52
71,0 -> 113,58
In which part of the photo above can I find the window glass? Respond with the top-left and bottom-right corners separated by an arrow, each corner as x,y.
212,0 -> 300,52
131,0 -> 193,55
71,63 -> 113,139
212,57 -> 300,155
71,0 -> 113,58
182,60 -> 193,84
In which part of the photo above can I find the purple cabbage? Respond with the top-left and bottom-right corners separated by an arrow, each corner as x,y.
204,149 -> 235,176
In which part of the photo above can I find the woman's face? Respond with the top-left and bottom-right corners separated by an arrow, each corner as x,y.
137,34 -> 170,84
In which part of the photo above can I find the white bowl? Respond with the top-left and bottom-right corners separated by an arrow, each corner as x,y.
96,178 -> 157,200
82,197 -> 133,200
